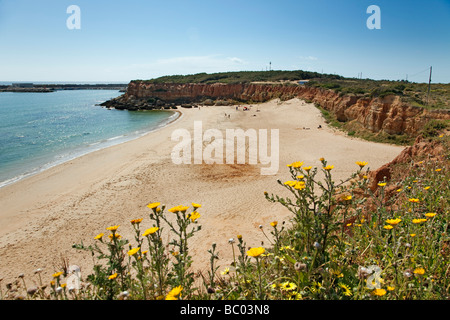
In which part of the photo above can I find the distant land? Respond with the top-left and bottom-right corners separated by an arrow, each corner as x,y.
0,83 -> 128,93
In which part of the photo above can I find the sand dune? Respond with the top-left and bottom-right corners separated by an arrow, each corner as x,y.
0,98 -> 404,285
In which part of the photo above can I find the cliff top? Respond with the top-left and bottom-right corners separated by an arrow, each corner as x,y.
133,70 -> 342,85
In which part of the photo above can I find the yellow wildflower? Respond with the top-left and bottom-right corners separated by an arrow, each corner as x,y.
294,181 -> 306,190
424,213 -> 437,218
221,267 -> 230,275
323,165 -> 334,171
108,273 -> 118,280
52,271 -> 63,278
288,291 -> 302,300
192,202 -> 202,208
372,288 -> 387,296
386,218 -> 402,225
281,282 -> 297,291
147,202 -> 160,209
356,161 -> 368,168
412,218 -> 427,224
130,218 -> 143,225
284,180 -> 296,187
303,166 -> 312,172
288,161 -> 304,168
435,168 -> 442,172
408,198 -> 420,203
296,175 -> 304,179
342,194 -> 352,201
414,267 -> 425,275
108,233 -> 121,240
383,225 -> 393,230
143,227 -> 159,237
387,286 -> 395,291
424,186 -> 430,190
128,247 -> 140,256
270,221 -> 278,227
319,157 -> 325,161
188,211 -> 201,222
338,283 -> 352,296
410,233 -> 416,237
166,285 -> 183,300
106,225 -> 120,232
168,205 -> 189,213
94,233 -> 104,240
247,247 -> 265,258
378,182 -> 387,187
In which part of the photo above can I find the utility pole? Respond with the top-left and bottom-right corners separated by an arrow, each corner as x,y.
269,62 -> 272,71
426,66 -> 432,106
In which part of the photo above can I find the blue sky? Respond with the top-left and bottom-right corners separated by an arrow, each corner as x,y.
0,0 -> 449,83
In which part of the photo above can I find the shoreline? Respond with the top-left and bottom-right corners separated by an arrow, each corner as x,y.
0,98 -> 405,285
0,109 -> 181,190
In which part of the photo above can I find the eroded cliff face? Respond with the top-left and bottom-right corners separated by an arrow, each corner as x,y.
103,81 -> 450,136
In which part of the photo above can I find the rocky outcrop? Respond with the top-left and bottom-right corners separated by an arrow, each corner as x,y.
102,81 -> 450,137
368,134 -> 446,191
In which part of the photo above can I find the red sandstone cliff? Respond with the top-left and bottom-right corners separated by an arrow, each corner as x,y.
113,81 -> 449,137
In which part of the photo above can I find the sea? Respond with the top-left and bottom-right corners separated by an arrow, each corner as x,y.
0,89 -> 178,188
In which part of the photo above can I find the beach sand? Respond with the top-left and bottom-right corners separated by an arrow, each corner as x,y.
0,98 -> 405,285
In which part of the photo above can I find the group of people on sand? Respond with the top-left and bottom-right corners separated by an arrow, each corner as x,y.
236,105 -> 252,111
302,125 -> 322,130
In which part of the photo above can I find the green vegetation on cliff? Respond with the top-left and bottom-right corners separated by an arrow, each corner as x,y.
138,70 -> 343,85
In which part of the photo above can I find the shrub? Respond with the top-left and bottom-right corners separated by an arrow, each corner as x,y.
421,120 -> 449,138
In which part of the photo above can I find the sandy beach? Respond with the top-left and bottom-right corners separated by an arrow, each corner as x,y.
0,98 -> 405,285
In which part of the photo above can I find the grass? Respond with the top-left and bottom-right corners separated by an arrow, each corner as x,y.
1,136 -> 448,300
